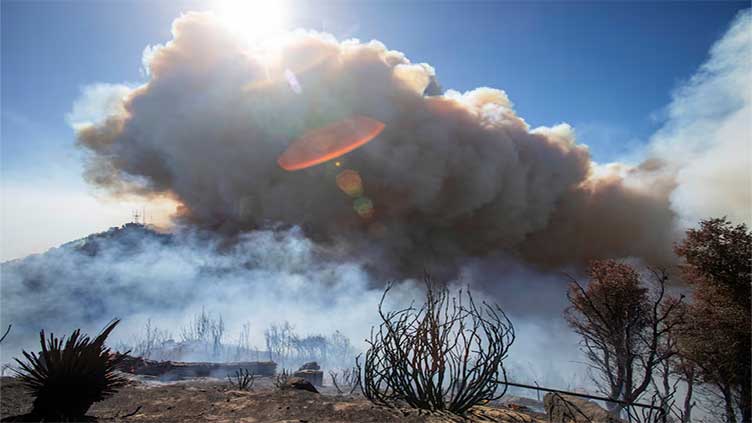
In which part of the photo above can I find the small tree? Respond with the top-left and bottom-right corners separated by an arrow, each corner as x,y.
132,318 -> 171,360
264,321 -> 296,364
565,260 -> 683,418
358,274 -> 515,415
674,218 -> 751,423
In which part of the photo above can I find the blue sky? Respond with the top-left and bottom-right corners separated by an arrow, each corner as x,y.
1,1 -> 749,259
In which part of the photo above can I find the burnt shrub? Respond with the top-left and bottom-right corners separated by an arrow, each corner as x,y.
357,274 -> 515,414
227,368 -> 255,390
11,320 -> 127,421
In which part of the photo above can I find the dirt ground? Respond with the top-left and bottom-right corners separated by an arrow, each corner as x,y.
1,375 -> 548,422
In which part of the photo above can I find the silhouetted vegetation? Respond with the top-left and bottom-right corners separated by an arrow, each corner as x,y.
131,318 -> 171,360
181,307 -> 225,359
274,368 -> 291,390
358,274 -> 515,415
0,325 -> 11,344
674,218 -> 751,423
227,368 -> 256,391
565,260 -> 683,420
10,320 -> 127,422
329,367 -> 360,395
264,323 -> 356,369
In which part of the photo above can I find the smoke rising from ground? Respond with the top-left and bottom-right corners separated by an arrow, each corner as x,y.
0,226 -> 397,363
0,224 -> 585,388
2,8 -> 748,402
74,12 -> 693,270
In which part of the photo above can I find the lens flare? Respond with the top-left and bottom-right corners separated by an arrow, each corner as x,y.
336,170 -> 363,197
277,116 -> 385,171
284,68 -> 302,94
353,196 -> 374,219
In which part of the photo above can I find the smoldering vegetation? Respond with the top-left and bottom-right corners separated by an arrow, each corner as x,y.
1,218 -> 749,422
0,224 -> 386,367
0,223 -> 584,386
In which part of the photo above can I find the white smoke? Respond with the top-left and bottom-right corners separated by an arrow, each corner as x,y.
0,226 -> 395,361
648,9 -> 751,227
0,224 -> 585,386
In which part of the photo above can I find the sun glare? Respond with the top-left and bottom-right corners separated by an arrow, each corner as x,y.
214,0 -> 288,42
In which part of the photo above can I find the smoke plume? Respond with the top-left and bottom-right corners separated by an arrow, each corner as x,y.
648,9 -> 751,228
75,12 -> 689,270
3,9 -> 749,397
0,224 -> 585,387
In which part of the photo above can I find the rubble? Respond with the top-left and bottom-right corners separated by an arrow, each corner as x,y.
280,376 -> 319,393
293,362 -> 323,386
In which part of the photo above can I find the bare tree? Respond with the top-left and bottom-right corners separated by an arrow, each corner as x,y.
180,308 -> 225,359
263,322 -> 356,368
292,334 -> 328,363
180,307 -> 212,343
328,330 -> 357,367
329,367 -> 361,395
671,355 -> 699,423
227,368 -> 255,390
357,274 -> 515,414
264,321 -> 295,364
132,319 -> 172,360
210,314 -> 224,359
641,304 -> 699,423
565,260 -> 683,418
234,322 -> 253,361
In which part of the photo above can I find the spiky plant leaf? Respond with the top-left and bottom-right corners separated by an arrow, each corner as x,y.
13,319 -> 128,421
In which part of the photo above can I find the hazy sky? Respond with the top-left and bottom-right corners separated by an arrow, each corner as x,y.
1,1 -> 748,260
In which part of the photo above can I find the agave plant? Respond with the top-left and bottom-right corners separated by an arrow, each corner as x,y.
13,319 -> 128,421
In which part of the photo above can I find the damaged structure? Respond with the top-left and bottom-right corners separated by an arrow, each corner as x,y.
119,356 -> 277,381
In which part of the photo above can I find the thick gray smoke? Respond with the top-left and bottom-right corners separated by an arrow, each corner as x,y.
75,12 -> 682,270
0,224 -> 586,388
3,9 -> 748,400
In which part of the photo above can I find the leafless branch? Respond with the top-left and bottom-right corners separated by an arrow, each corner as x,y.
357,274 -> 515,414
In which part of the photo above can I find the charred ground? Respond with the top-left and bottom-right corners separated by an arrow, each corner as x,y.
1,375 -> 547,423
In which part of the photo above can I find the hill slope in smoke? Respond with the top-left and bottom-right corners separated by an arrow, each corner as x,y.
0,223 -> 396,370
3,223 -> 172,265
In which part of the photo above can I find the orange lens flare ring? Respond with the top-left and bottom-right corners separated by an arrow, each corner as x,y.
336,169 -> 363,197
277,115 -> 385,171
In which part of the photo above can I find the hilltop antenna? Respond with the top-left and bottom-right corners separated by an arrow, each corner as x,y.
132,209 -> 141,224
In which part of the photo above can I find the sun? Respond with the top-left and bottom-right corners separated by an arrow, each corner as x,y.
214,0 -> 288,42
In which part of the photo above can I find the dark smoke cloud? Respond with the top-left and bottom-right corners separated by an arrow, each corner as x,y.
77,12 -> 679,271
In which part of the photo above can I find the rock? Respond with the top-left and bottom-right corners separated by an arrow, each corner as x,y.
298,361 -> 320,371
282,376 -> 319,393
544,393 -> 621,423
293,369 -> 324,386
